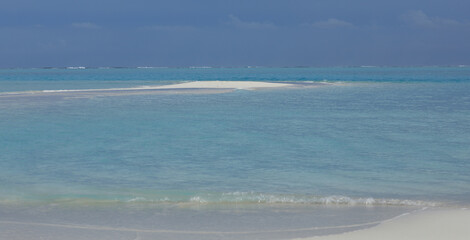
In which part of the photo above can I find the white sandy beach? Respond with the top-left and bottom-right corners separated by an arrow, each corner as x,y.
294,208 -> 470,240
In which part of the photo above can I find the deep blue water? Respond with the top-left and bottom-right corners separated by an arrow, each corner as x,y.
1,67 -> 470,207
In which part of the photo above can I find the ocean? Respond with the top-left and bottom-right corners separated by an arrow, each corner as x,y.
1,67 -> 469,239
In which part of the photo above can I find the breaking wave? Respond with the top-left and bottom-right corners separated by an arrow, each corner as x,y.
3,191 -> 439,207
170,192 -> 439,206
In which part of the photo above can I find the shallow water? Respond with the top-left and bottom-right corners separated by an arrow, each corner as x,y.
0,203 -> 416,240
1,67 -> 469,238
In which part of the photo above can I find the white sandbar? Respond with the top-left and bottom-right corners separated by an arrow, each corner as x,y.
0,81 -> 302,98
293,208 -> 470,240
150,81 -> 296,90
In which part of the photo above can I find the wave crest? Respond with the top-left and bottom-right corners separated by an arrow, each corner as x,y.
116,192 -> 440,207
0,191 -> 441,207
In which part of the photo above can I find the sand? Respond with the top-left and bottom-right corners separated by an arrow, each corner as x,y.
149,81 -> 296,90
0,81 -> 302,99
293,208 -> 470,240
1,205 -> 469,239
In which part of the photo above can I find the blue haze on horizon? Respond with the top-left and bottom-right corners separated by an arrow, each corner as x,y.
1,0 -> 470,68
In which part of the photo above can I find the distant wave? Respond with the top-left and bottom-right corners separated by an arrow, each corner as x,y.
137,66 -> 169,69
189,66 -> 212,69
66,66 -> 86,70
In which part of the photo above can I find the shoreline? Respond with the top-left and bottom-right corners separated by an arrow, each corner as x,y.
294,208 -> 470,240
1,203 -> 469,240
0,203 -> 421,240
4,202 -> 468,239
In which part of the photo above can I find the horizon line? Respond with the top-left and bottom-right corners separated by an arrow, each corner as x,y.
1,65 -> 469,70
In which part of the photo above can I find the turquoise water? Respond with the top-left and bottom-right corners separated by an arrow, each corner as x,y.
1,67 -> 470,207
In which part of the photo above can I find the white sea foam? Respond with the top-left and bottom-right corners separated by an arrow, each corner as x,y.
115,192 -> 441,207
209,192 -> 440,206
66,66 -> 86,70
136,66 -> 169,69
189,196 -> 208,203
189,66 -> 212,69
1,192 -> 441,207
126,197 -> 147,202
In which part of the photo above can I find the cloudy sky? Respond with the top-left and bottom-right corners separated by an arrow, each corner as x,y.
1,0 -> 469,67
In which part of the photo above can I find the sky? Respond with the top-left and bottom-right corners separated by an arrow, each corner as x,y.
1,0 -> 470,67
